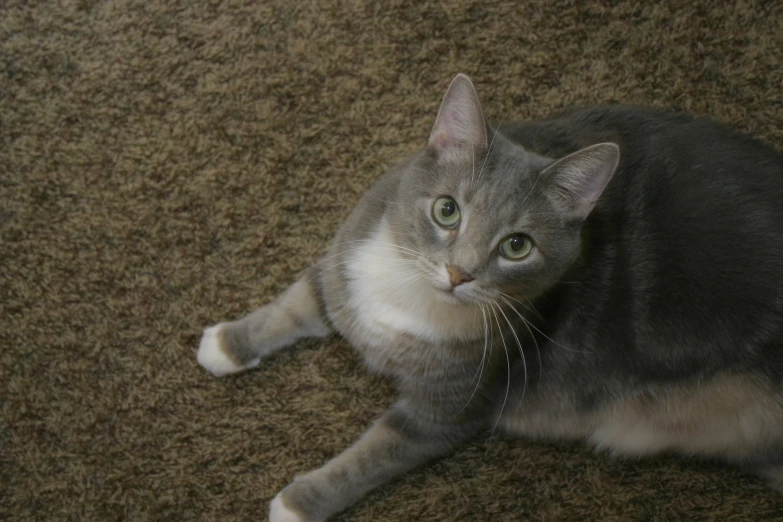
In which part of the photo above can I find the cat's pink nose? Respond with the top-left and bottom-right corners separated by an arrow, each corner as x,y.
446,264 -> 474,287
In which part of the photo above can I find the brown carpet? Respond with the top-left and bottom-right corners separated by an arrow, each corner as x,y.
3,0 -> 783,520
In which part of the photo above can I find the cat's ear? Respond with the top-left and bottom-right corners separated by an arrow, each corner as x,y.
541,143 -> 620,220
428,74 -> 488,159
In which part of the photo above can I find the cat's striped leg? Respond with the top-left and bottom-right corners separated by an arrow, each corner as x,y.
269,402 -> 485,522
197,270 -> 332,377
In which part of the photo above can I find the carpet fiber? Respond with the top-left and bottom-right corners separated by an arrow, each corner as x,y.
3,1 -> 783,520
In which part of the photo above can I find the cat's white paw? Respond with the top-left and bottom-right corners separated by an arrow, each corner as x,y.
269,492 -> 306,522
197,324 -> 246,377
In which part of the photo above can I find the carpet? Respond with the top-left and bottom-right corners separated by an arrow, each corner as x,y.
3,0 -> 783,520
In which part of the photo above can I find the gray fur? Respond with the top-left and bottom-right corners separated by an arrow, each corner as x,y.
199,74 -> 783,520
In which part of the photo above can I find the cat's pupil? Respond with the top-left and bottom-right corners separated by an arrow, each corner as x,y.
509,236 -> 524,251
441,202 -> 456,217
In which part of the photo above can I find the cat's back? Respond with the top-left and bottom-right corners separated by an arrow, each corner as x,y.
505,105 -> 783,373
502,104 -> 782,177
503,105 -> 783,261
503,105 -> 783,265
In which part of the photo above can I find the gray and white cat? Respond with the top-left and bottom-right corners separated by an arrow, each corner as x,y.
197,74 -> 783,522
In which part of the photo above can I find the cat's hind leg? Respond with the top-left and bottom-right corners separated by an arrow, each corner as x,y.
750,448 -> 783,493
197,270 -> 333,377
761,466 -> 783,493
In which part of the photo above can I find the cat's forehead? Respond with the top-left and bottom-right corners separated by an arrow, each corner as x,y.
416,160 -> 547,244
439,145 -> 543,209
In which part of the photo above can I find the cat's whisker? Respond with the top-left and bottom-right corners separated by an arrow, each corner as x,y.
496,291 -> 545,323
328,270 -> 422,330
518,169 -> 542,209
326,238 -> 423,258
301,245 -> 420,283
520,295 -> 546,322
365,194 -> 401,206
314,256 -> 419,285
378,218 -> 415,229
488,302 -> 511,435
475,121 -> 503,186
322,267 -> 421,313
496,295 -> 543,384
496,302 -> 528,401
331,268 -> 421,313
470,128 -> 476,185
385,272 -> 425,301
496,293 -> 590,355
459,303 -> 490,415
304,245 -> 418,271
368,241 -> 423,258
327,244 -> 420,261
308,255 -> 419,287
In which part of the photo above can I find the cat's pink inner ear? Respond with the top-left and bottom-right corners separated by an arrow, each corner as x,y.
443,109 -> 461,125
431,129 -> 450,149
543,143 -> 620,220
428,74 -> 487,155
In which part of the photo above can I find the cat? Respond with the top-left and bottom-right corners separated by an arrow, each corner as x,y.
196,74 -> 783,522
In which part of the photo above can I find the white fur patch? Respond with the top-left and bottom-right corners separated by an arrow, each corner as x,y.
346,221 -> 484,344
587,375 -> 783,460
269,493 -> 306,522
501,374 -> 783,463
197,324 -> 258,377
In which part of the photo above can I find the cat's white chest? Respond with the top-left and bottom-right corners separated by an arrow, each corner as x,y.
343,222 -> 483,346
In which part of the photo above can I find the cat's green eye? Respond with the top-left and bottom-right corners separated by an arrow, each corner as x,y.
432,197 -> 461,228
499,234 -> 533,260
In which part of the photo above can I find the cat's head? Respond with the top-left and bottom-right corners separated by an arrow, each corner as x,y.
391,74 -> 619,307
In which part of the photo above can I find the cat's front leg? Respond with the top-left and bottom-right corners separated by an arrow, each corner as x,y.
197,269 -> 332,377
269,401 -> 484,522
